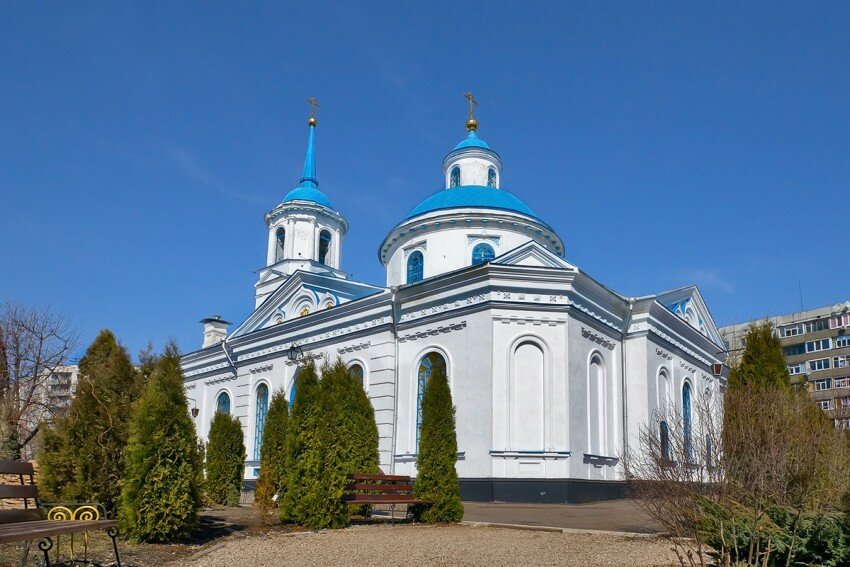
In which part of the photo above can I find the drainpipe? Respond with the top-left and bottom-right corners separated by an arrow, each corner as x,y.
389,286 -> 401,474
621,299 -> 635,465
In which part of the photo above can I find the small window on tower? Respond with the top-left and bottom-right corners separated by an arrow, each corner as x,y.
318,230 -> 332,265
487,167 -> 497,187
275,227 -> 286,262
450,166 -> 460,188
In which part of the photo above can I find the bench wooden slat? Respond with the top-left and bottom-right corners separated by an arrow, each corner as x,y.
346,483 -> 413,493
0,461 -> 34,476
0,509 -> 43,524
346,473 -> 410,482
0,484 -> 38,499
343,493 -> 429,503
0,519 -> 116,544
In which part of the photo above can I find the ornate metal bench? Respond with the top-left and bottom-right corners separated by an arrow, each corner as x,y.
0,460 -> 121,566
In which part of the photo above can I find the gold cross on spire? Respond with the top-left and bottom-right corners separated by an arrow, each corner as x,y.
306,97 -> 320,126
463,91 -> 478,131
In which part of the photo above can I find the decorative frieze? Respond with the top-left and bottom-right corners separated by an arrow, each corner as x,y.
398,322 -> 467,342
648,324 -> 712,367
493,315 -> 566,326
184,383 -> 196,390
399,294 -> 487,323
184,361 -> 230,378
581,327 -> 616,350
203,374 -> 237,387
655,348 -> 673,361
679,360 -> 697,373
337,341 -> 372,354
249,364 -> 274,374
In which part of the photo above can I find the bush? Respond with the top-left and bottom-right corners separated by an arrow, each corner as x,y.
38,329 -> 141,511
205,411 -> 246,506
254,388 -> 289,522
412,364 -> 463,523
118,342 -> 202,542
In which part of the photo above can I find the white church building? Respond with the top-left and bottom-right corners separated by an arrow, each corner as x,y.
181,103 -> 727,503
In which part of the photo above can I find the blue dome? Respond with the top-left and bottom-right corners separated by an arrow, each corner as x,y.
407,185 -> 542,222
282,186 -> 335,210
454,130 -> 491,150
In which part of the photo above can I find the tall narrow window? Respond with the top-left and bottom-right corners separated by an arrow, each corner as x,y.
512,341 -> 545,450
416,352 -> 446,450
318,230 -> 332,265
683,382 -> 693,463
588,355 -> 606,456
288,371 -> 299,410
487,167 -> 497,187
253,384 -> 269,460
349,364 -> 364,387
275,227 -> 286,262
406,251 -> 424,284
449,166 -> 460,187
471,242 -> 495,266
660,421 -> 670,461
216,391 -> 231,414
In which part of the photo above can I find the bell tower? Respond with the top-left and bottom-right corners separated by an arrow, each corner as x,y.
255,100 -> 349,307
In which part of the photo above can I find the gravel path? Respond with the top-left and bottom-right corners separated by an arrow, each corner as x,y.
179,524 -> 677,566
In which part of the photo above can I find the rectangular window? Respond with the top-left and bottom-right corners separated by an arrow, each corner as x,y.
780,324 -> 802,338
787,364 -> 805,375
784,344 -> 806,356
836,418 -> 850,429
817,399 -> 835,410
806,338 -> 832,353
805,319 -> 829,333
834,355 -> 850,369
830,314 -> 850,329
809,358 -> 831,372
838,396 -> 850,408
835,377 -> 850,389
813,378 -> 832,391
836,336 -> 850,349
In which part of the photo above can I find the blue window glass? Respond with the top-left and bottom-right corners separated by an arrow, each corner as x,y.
659,420 -> 670,461
416,352 -> 446,450
407,251 -> 424,284
349,364 -> 364,387
487,167 -> 496,187
253,383 -> 269,460
318,230 -> 332,265
216,391 -> 230,414
450,166 -> 460,187
288,378 -> 297,410
683,383 -> 693,463
471,243 -> 495,266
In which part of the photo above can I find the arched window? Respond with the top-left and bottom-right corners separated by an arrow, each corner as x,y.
288,370 -> 299,410
406,251 -> 424,284
416,352 -> 446,449
216,391 -> 231,414
660,420 -> 670,461
253,384 -> 269,460
487,167 -> 497,187
683,382 -> 693,463
471,242 -> 495,266
658,369 -> 670,412
275,227 -> 286,262
512,341 -> 545,450
349,363 -> 364,386
449,166 -> 460,187
318,230 -> 332,265
588,354 -> 607,456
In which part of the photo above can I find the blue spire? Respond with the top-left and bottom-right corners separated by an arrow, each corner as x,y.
299,124 -> 318,188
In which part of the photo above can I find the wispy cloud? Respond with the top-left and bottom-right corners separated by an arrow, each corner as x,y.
687,268 -> 736,294
163,144 -> 265,205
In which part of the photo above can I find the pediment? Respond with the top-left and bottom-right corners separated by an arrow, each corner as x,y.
492,240 -> 577,271
231,271 -> 385,338
656,286 -> 725,348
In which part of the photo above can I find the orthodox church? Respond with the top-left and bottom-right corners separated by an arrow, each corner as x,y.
181,99 -> 727,502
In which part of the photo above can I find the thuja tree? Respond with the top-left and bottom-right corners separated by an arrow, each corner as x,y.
412,364 -> 463,523
728,321 -> 791,390
39,329 -> 141,511
279,360 -> 321,524
299,359 -> 379,530
254,388 -> 289,522
205,411 -> 246,506
119,342 -> 202,542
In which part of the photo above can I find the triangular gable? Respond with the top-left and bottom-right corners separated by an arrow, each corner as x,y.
492,240 -> 578,271
656,285 -> 725,348
231,271 -> 385,338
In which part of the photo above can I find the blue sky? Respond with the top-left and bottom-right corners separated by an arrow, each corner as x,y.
2,3 -> 848,360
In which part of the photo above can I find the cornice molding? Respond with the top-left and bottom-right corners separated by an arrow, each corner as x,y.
399,321 -> 467,342
493,315 -> 566,326
581,326 -> 616,350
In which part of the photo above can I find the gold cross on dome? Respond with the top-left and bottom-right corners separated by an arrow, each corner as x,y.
306,97 -> 320,119
463,91 -> 477,119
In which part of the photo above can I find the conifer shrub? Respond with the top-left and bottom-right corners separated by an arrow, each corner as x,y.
38,329 -> 141,511
412,364 -> 463,523
204,411 -> 246,506
118,342 -> 202,542
254,388 -> 289,522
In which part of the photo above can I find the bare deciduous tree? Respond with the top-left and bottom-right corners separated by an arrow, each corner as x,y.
0,301 -> 77,459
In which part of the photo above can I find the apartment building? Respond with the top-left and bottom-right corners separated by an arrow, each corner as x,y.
45,365 -> 79,416
719,301 -> 850,427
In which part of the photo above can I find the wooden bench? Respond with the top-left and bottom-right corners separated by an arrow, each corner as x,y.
0,460 -> 121,566
342,473 -> 430,521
